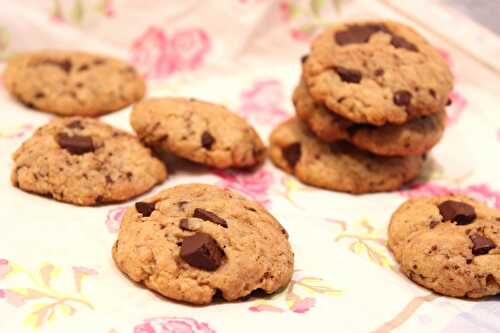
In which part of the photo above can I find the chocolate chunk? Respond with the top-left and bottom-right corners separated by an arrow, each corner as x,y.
56,133 -> 94,155
438,200 -> 476,225
35,92 -> 45,99
105,175 -> 113,184
93,59 -> 106,65
180,232 -> 224,271
334,66 -> 362,83
135,201 -> 155,217
41,59 -> 72,73
201,131 -> 215,150
335,24 -> 389,45
22,101 -> 35,109
78,64 -> 89,71
470,234 -> 496,256
446,98 -> 452,106
301,54 -> 309,63
282,143 -> 301,168
193,208 -> 228,228
429,89 -> 436,98
390,36 -> 418,52
393,90 -> 412,106
67,120 -> 84,129
374,68 -> 385,77
177,201 -> 188,211
180,218 -> 191,231
429,220 -> 440,229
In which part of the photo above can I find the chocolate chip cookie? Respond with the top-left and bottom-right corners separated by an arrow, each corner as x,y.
3,50 -> 145,116
269,118 -> 423,193
131,98 -> 266,169
303,21 -> 453,125
294,78 -> 446,156
12,117 -> 167,206
389,195 -> 500,298
112,183 -> 294,305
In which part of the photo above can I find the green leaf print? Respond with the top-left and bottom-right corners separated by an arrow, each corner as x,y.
0,27 -> 10,61
70,0 -> 85,24
332,0 -> 346,13
310,0 -> 326,17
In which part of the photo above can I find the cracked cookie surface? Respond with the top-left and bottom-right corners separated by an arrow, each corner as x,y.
112,183 -> 294,305
11,117 -> 167,206
269,118 -> 423,193
294,78 -> 446,156
388,195 -> 500,298
131,98 -> 266,169
4,50 -> 145,116
303,21 -> 453,125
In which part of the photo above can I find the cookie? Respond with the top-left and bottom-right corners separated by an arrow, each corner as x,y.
388,195 -> 500,298
269,118 -> 423,193
112,183 -> 294,305
131,98 -> 266,169
3,50 -> 145,116
12,117 -> 167,206
303,21 -> 453,125
293,78 -> 446,156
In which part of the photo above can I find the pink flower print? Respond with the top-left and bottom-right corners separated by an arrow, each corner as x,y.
400,183 -> 500,209
239,80 -> 289,126
464,184 -> 500,209
249,303 -> 285,313
106,206 -> 127,233
134,317 -> 216,333
215,169 -> 274,207
290,297 -> 315,313
279,2 -> 291,21
290,29 -> 311,42
3,290 -> 25,307
131,26 -> 173,79
130,27 -> 210,80
103,0 -> 115,17
170,29 -> 210,72
401,182 -> 454,197
437,48 -> 453,69
447,90 -> 467,126
0,259 -> 10,279
0,289 -> 4,298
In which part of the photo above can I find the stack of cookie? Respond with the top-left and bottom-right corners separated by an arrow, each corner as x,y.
270,21 -> 453,193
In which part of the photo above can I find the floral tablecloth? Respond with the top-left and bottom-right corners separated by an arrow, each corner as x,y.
1,1 -> 499,332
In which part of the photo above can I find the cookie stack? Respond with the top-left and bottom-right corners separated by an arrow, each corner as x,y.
270,21 -> 453,193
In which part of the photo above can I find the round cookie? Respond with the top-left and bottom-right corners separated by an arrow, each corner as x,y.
131,98 -> 266,169
303,21 -> 453,125
12,117 -> 167,206
388,196 -> 500,298
3,50 -> 145,116
293,78 -> 446,156
269,118 -> 423,193
112,183 -> 294,305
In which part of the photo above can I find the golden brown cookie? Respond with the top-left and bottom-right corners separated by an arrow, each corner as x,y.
293,78 -> 446,156
303,21 -> 453,125
389,195 -> 500,298
112,183 -> 294,305
4,50 -> 145,116
269,118 -> 424,193
12,117 -> 167,206
131,98 -> 266,169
